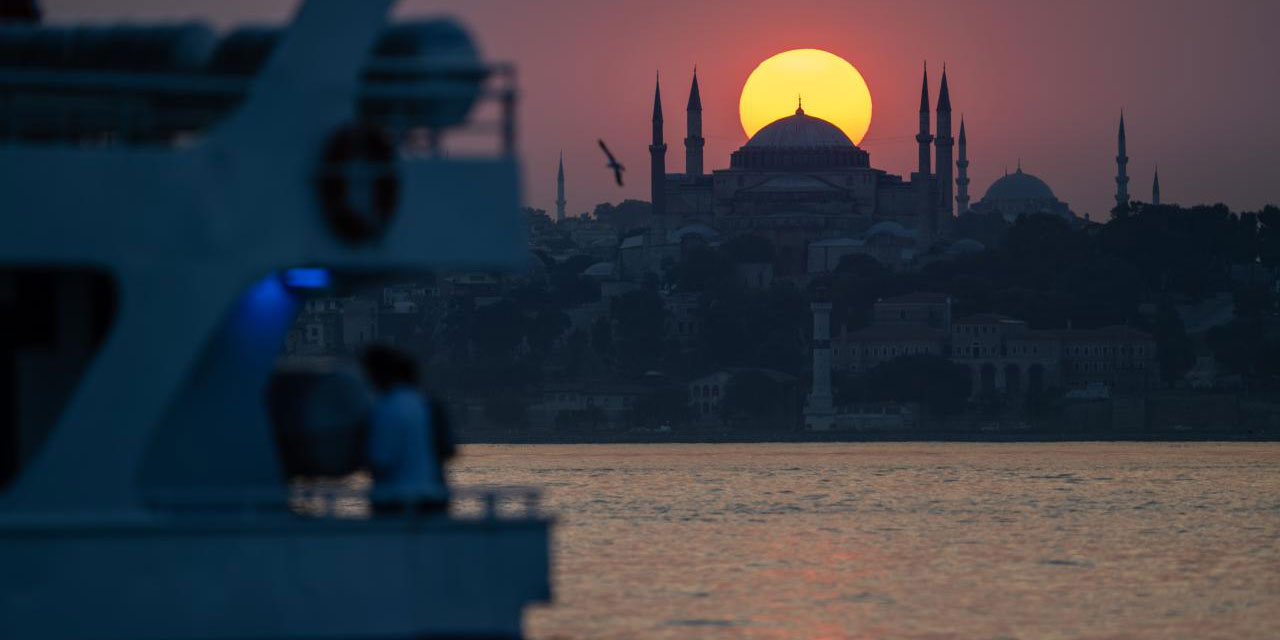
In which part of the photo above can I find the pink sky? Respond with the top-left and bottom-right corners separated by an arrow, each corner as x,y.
46,0 -> 1280,219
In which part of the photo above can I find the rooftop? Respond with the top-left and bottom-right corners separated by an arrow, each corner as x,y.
877,292 -> 950,305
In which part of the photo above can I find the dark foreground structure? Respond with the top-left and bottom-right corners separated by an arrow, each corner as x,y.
0,2 -> 550,638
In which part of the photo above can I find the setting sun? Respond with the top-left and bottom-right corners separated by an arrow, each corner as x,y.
739,48 -> 873,145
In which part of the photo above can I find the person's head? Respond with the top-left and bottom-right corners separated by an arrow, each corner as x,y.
360,344 -> 420,393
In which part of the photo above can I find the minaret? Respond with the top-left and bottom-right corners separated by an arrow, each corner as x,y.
955,118 -> 970,214
1115,111 -> 1129,212
935,66 -> 954,217
805,296 -> 835,431
1152,166 -> 1161,206
684,68 -> 704,177
555,151 -> 566,223
916,63 -> 933,176
650,74 -> 667,223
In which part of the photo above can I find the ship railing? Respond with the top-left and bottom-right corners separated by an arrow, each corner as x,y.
0,61 -> 518,155
144,482 -> 543,521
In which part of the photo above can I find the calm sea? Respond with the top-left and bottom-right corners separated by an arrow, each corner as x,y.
451,443 -> 1280,640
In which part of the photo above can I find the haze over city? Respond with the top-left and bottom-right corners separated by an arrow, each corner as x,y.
42,0 -> 1280,219
5,1 -> 1280,639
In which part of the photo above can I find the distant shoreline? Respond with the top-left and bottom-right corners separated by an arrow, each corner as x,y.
460,430 -> 1280,446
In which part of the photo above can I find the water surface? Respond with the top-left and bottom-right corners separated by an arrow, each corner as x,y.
453,443 -> 1280,639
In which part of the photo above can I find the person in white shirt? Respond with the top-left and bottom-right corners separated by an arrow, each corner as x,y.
361,345 -> 446,514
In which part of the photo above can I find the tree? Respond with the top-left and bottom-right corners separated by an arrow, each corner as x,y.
698,284 -> 808,377
592,199 -> 651,234
525,306 -> 570,354
721,234 -> 775,263
470,299 -> 524,363
860,355 -> 971,417
611,289 -> 667,375
670,245 -> 735,293
555,405 -> 607,431
1260,206 -> 1280,269
485,394 -> 529,429
633,385 -> 693,428
722,370 -> 792,429
950,210 -> 1010,248
1153,302 -> 1193,385
590,316 -> 613,358
548,255 -> 601,306
833,253 -> 888,277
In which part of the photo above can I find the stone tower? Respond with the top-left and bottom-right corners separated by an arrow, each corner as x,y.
916,63 -> 933,176
649,75 -> 667,219
1115,112 -> 1129,212
1152,166 -> 1161,206
956,117 -> 970,214
935,67 -> 954,217
555,151 -> 565,223
684,69 -> 704,176
805,298 -> 835,431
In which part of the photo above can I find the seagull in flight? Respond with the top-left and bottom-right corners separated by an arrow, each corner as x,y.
597,139 -> 625,186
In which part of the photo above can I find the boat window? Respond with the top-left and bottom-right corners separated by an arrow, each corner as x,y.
0,268 -> 116,490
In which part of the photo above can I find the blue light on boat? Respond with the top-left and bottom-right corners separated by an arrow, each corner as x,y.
281,268 -> 332,289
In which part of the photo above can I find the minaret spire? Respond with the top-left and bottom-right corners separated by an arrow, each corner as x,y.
684,67 -> 704,177
935,66 -> 954,217
1152,165 -> 1161,206
916,62 -> 933,176
1115,110 -> 1129,214
955,117 -> 970,214
650,72 -> 667,228
555,151 -> 566,223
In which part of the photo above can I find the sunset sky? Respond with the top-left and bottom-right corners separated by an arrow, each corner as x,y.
45,0 -> 1279,220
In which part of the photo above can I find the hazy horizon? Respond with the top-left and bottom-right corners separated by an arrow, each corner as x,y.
43,0 -> 1280,220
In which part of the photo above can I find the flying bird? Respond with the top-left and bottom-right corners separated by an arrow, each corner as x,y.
597,139 -> 625,186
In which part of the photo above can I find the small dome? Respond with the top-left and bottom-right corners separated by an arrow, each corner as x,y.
865,221 -> 914,239
668,224 -> 721,243
947,238 -> 986,254
982,167 -> 1057,202
744,109 -> 854,149
582,261 -> 616,278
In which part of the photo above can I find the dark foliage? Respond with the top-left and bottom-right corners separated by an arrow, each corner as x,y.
836,355 -> 971,417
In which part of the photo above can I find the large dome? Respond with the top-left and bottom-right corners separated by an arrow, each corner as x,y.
744,107 -> 854,149
982,167 -> 1056,201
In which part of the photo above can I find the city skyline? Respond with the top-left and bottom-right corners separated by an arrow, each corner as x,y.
43,0 -> 1280,219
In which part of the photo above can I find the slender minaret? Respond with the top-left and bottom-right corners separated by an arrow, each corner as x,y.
916,63 -> 933,176
1152,166 -> 1161,205
935,66 -> 954,217
650,74 -> 667,222
684,68 -> 704,177
555,151 -> 566,223
1115,111 -> 1129,212
955,117 -> 970,214
805,297 -> 835,431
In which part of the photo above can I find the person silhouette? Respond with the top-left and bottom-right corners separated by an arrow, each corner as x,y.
360,344 -> 446,514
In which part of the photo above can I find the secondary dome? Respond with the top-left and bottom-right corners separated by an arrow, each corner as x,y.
982,166 -> 1056,201
973,165 -> 1076,222
744,107 -> 855,149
